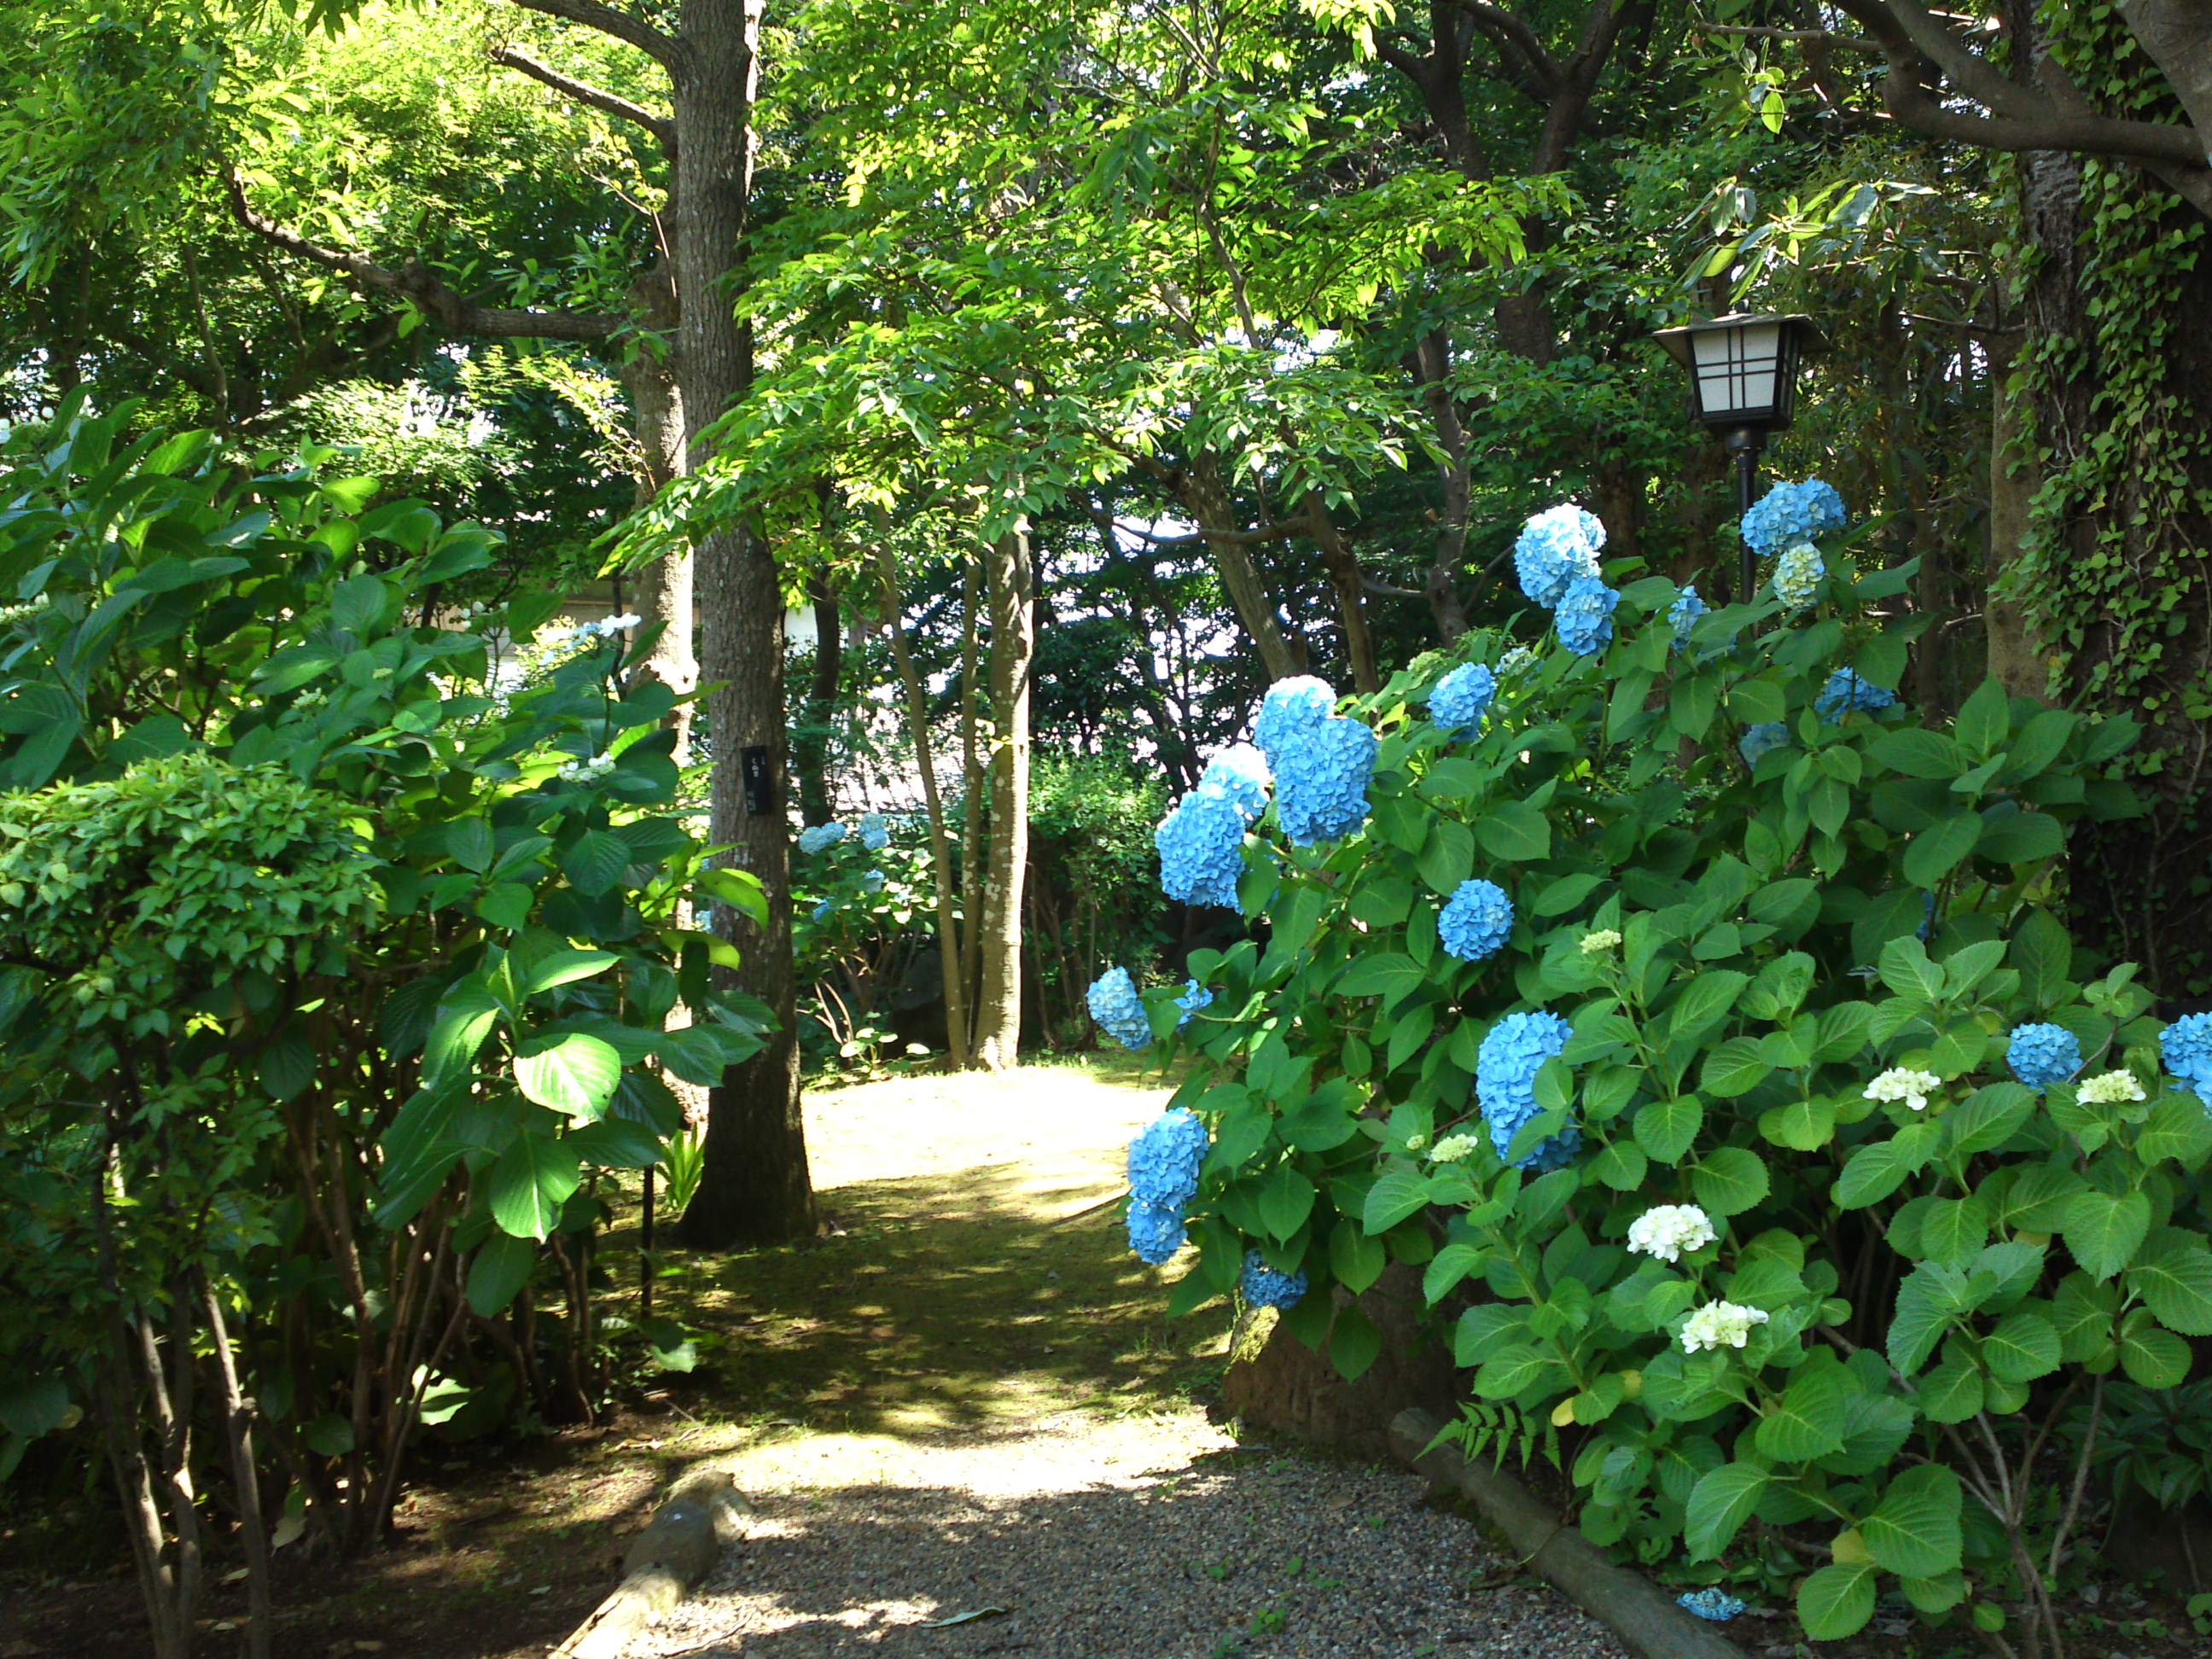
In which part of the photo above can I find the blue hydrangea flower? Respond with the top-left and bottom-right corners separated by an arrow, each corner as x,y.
810,899 -> 832,923
1174,980 -> 1213,1029
1814,668 -> 1897,721
1918,889 -> 1937,943
2162,1012 -> 2212,1099
1240,1249 -> 1308,1309
858,812 -> 891,852
1274,716 -> 1377,847
1513,504 -> 1605,607
1440,879 -> 1514,963
1555,577 -> 1620,656
1253,676 -> 1336,759
1127,1106 -> 1209,1208
1738,723 -> 1790,768
1496,644 -> 1539,679
1429,662 -> 1497,737
861,870 -> 886,892
1678,1589 -> 1745,1622
1198,744 -> 1272,823
1773,543 -> 1825,612
1156,788 -> 1249,910
1740,479 -> 1847,559
1668,585 -> 1707,651
1476,1009 -> 1580,1172
1087,966 -> 1155,1050
1127,1198 -> 1186,1264
2007,1022 -> 2082,1091
798,822 -> 847,855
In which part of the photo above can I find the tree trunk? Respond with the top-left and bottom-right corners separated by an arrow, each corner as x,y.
618,265 -> 700,757
1177,451 -> 1299,682
1983,332 -> 2046,699
1409,329 -> 1473,641
672,0 -> 815,1250
794,576 -> 842,826
1301,492 -> 1380,695
973,523 -> 1033,1069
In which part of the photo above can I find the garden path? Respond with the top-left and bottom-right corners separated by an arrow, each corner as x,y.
626,1061 -> 1627,1659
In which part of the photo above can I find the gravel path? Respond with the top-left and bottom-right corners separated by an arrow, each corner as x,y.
639,1410 -> 1626,1658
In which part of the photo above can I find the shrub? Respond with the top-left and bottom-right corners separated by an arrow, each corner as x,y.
1124,494 -> 2198,1652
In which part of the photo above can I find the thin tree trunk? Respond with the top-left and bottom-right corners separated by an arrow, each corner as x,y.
619,272 -> 700,760
795,575 -> 842,826
875,541 -> 970,1066
1177,452 -> 1299,682
1984,332 -> 2046,698
672,0 -> 814,1250
1301,492 -> 1380,694
974,523 -> 1033,1069
1409,329 -> 1473,640
958,550 -> 986,1056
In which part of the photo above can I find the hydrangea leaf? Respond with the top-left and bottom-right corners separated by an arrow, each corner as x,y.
1473,800 -> 1550,862
1901,812 -> 1982,888
1982,1308 -> 2062,1382
1691,1147 -> 1770,1216
1753,1352 -> 1854,1461
1796,1563 -> 1877,1640
2063,1189 -> 2151,1282
2128,1230 -> 2212,1334
1633,1095 -> 1703,1164
1258,1163 -> 1316,1242
1863,1464 -> 1964,1577
1685,1462 -> 1768,1559
486,1135 -> 581,1242
2118,1315 -> 2191,1388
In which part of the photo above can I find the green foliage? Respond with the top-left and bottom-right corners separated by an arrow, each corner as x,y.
1147,514 -> 2187,1638
0,393 -> 764,1572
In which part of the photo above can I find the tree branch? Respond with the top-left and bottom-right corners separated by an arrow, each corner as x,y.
489,44 -> 675,150
502,0 -> 684,73
1454,0 -> 1559,91
1110,515 -> 1309,549
224,169 -> 626,342
1689,20 -> 1878,49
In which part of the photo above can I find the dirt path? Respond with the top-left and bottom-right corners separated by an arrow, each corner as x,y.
622,1062 -> 1627,1659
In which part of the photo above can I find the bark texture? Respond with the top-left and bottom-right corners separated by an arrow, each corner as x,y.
972,525 -> 1034,1070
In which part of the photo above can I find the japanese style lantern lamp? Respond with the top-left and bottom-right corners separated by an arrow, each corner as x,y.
1653,312 -> 1826,602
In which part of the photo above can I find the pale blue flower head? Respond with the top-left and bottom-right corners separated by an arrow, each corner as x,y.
1668,585 -> 1708,651
861,870 -> 886,892
1513,504 -> 1605,608
1814,668 -> 1897,721
1127,1106 -> 1209,1208
1273,716 -> 1377,847
2007,1022 -> 2082,1091
1127,1198 -> 1186,1264
1476,1010 -> 1580,1172
810,899 -> 832,923
1497,645 -> 1540,679
1773,543 -> 1825,612
1253,676 -> 1337,760
1173,979 -> 1214,1028
1197,744 -> 1272,823
1741,479 -> 1846,559
1440,879 -> 1514,963
1555,577 -> 1621,656
1678,1590 -> 1745,1622
1429,662 -> 1497,737
1240,1249 -> 1308,1309
2161,1012 -> 2212,1099
798,822 -> 847,855
1087,966 -> 1154,1050
1156,788 -> 1248,910
1738,722 -> 1790,768
858,812 -> 892,852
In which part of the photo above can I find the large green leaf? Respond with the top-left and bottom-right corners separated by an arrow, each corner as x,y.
2063,1189 -> 2151,1283
1258,1163 -> 1316,1242
1690,1146 -> 1769,1216
1834,1138 -> 1911,1208
1901,812 -> 1982,888
1336,951 -> 1423,999
1870,728 -> 1966,780
1982,1309 -> 2061,1382
1796,1563 -> 1877,1640
1976,811 -> 2064,864
513,1033 -> 622,1123
422,987 -> 503,1089
465,1233 -> 538,1316
1633,1095 -> 1703,1164
526,949 -> 620,996
1685,1463 -> 1768,1560
562,829 -> 632,897
1863,1464 -> 1963,1577
1754,1353 -> 1854,1461
488,1134 -> 583,1241
2119,1316 -> 2191,1388
2129,1231 -> 2212,1334
1473,800 -> 1550,862
1362,1165 -> 1432,1232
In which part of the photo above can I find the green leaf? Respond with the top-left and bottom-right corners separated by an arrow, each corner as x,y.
1797,1563 -> 1877,1640
526,949 -> 620,995
0,1377 -> 67,1438
566,1116 -> 662,1169
1863,1464 -> 1963,1577
1336,952 -> 1423,999
1877,936 -> 1946,1002
1976,811 -> 2064,864
1982,1309 -> 2061,1382
1417,818 -> 1476,895
1685,1463 -> 1769,1560
513,1033 -> 622,1123
562,830 -> 632,897
1362,1165 -> 1432,1233
2009,909 -> 2074,1008
1902,812 -> 1982,888
1423,1242 -> 1486,1307
1328,1304 -> 1382,1382
1916,1354 -> 1984,1423
1871,728 -> 1967,780
2063,1189 -> 2151,1282
446,818 -> 494,873
422,987 -> 502,1089
1835,1139 -> 1910,1208
2137,1095 -> 2212,1168
1668,971 -> 1751,1047
1690,1146 -> 1769,1216
1634,1096 -> 1703,1165
1699,1038 -> 1770,1098
1259,1164 -> 1316,1243
465,1233 -> 537,1316
2130,1231 -> 2212,1335
330,573 -> 392,637
1590,1140 -> 1648,1190
1754,1353 -> 1854,1461
2119,1316 -> 2192,1388
1473,800 -> 1550,862
488,1134 -> 583,1241
1331,1224 -> 1387,1293
1953,678 -> 2009,761
257,1026 -> 315,1103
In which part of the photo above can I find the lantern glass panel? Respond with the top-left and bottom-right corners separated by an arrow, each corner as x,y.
1689,320 -> 1784,421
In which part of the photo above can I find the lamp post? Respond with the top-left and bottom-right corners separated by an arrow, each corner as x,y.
1653,312 -> 1825,603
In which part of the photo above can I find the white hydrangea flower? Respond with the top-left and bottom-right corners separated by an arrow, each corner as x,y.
1864,1068 -> 1944,1112
2078,1069 -> 2146,1103
1404,1132 -> 1427,1152
557,752 -> 617,783
1626,1203 -> 1717,1264
1580,928 -> 1623,955
0,595 -> 51,628
1429,1132 -> 1480,1163
1679,1300 -> 1771,1353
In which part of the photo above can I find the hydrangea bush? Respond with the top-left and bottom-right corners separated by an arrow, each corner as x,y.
1115,498 -> 2193,1648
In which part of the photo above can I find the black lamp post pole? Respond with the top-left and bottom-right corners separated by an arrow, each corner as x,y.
1726,427 -> 1763,603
